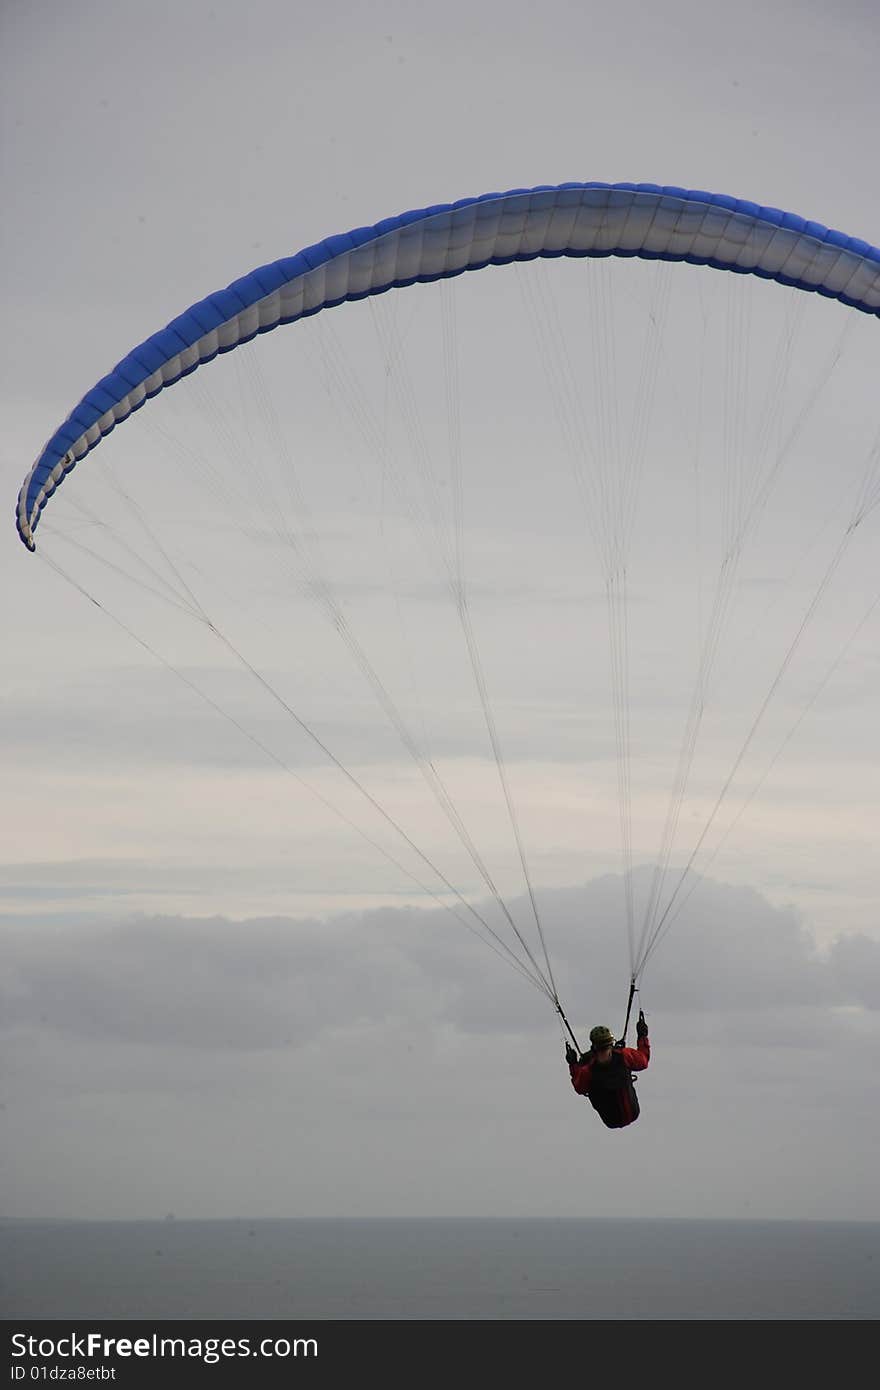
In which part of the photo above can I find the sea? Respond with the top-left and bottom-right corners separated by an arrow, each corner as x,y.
3,1218 -> 879,1320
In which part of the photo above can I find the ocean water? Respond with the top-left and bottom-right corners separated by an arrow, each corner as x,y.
3,1217 -> 879,1320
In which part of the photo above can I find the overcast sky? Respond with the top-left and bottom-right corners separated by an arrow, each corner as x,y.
2,0 -> 879,1222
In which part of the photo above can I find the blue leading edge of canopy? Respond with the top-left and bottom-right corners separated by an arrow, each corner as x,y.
18,181 -> 880,549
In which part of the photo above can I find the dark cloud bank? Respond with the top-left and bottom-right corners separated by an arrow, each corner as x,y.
4,871 -> 877,1057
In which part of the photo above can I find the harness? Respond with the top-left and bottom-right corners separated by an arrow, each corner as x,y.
584,1047 -> 640,1129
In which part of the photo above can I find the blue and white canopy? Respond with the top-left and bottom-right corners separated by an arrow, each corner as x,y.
16,181 -> 880,550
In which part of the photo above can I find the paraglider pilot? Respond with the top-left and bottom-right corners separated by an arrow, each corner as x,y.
565,1010 -> 650,1129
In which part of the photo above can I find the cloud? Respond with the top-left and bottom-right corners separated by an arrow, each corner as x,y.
2,871 -> 876,1067
825,932 -> 880,1011
3,871 -> 878,1222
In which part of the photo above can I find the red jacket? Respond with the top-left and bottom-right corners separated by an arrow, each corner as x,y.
569,1034 -> 650,1129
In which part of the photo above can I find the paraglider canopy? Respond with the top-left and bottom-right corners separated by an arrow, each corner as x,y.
17,182 -> 880,552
